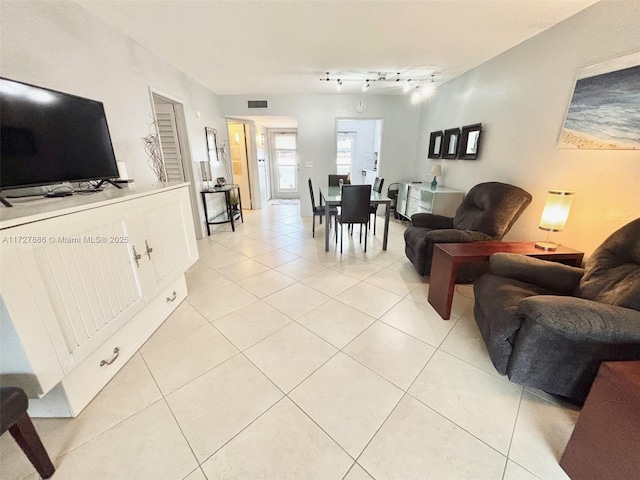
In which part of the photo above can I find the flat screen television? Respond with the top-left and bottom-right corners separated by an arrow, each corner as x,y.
0,77 -> 119,191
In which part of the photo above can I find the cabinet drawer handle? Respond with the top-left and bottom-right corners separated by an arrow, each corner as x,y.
132,246 -> 142,268
100,347 -> 120,367
145,239 -> 153,260
166,291 -> 177,303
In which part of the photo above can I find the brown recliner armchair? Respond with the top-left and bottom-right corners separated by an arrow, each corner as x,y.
404,182 -> 532,277
473,218 -> 640,403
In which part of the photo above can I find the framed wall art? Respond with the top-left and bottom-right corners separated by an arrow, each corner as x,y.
428,131 -> 443,158
459,123 -> 482,160
442,128 -> 460,159
559,50 -> 640,150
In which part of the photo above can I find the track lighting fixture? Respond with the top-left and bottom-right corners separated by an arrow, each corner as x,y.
319,70 -> 438,101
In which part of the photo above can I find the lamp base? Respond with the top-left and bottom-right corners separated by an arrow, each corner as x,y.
535,241 -> 559,251
431,176 -> 438,190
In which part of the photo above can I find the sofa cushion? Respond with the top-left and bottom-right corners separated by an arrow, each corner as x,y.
577,218 -> 640,310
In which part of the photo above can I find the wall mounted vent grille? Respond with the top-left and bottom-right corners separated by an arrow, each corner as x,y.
248,100 -> 268,109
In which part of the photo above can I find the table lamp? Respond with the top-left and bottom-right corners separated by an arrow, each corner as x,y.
535,190 -> 574,250
430,165 -> 442,189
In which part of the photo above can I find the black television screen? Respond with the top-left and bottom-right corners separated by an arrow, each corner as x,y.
0,77 -> 119,189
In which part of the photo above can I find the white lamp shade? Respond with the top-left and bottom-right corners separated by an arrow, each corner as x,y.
539,190 -> 574,232
430,165 -> 442,177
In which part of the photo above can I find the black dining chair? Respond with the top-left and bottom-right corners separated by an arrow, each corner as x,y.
387,183 -> 400,218
368,177 -> 384,235
1,387 -> 55,479
328,174 -> 348,186
336,184 -> 372,253
308,178 -> 337,237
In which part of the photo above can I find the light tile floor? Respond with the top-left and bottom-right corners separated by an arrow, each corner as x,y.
0,203 -> 580,480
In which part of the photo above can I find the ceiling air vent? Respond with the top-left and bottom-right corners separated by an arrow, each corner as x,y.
247,100 -> 268,109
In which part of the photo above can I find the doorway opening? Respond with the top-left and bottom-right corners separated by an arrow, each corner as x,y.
227,121 -> 253,210
224,116 -> 298,207
335,119 -> 383,185
150,89 -> 202,237
269,130 -> 298,199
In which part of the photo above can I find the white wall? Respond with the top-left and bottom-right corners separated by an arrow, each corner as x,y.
0,1 -> 226,237
415,1 -> 640,257
219,95 -> 421,215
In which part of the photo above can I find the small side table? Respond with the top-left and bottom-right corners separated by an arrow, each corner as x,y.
201,185 -> 244,235
428,241 -> 584,320
560,361 -> 640,480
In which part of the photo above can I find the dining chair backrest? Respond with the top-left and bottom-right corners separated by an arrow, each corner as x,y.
308,178 -> 316,208
340,185 -> 372,224
373,177 -> 384,194
328,174 -> 348,187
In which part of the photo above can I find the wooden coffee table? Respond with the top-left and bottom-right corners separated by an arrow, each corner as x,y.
428,241 -> 584,320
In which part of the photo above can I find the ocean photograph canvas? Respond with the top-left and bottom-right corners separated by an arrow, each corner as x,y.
559,52 -> 640,150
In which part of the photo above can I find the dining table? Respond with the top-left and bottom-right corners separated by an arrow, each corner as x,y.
319,185 -> 392,252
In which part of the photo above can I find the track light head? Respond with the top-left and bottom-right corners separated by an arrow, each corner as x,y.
411,87 -> 422,104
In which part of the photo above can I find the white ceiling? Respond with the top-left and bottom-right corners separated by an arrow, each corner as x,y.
78,0 -> 598,96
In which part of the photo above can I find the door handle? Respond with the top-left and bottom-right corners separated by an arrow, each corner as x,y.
145,239 -> 153,260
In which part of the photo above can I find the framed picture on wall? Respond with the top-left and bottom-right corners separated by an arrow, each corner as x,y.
205,127 -> 218,162
558,51 -> 640,150
459,123 -> 483,160
428,131 -> 444,158
442,128 -> 461,159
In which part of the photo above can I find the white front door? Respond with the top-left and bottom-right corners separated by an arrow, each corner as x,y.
269,130 -> 298,199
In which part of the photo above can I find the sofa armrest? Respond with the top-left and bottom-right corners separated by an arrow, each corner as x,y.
425,229 -> 493,243
518,296 -> 640,343
410,213 -> 454,229
490,253 -> 584,294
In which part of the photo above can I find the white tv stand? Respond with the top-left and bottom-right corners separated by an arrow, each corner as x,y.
0,183 -> 198,417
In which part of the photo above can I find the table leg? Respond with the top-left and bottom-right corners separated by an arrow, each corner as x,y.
324,201 -> 330,252
382,202 -> 390,250
428,247 -> 458,320
225,191 -> 235,232
201,193 -> 211,236
237,187 -> 244,225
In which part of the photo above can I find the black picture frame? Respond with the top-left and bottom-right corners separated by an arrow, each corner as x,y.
205,127 -> 218,162
459,123 -> 483,160
427,131 -> 443,159
442,128 -> 461,159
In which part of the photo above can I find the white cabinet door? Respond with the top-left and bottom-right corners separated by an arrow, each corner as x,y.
396,183 -> 409,218
1,201 -> 146,389
133,188 -> 196,292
